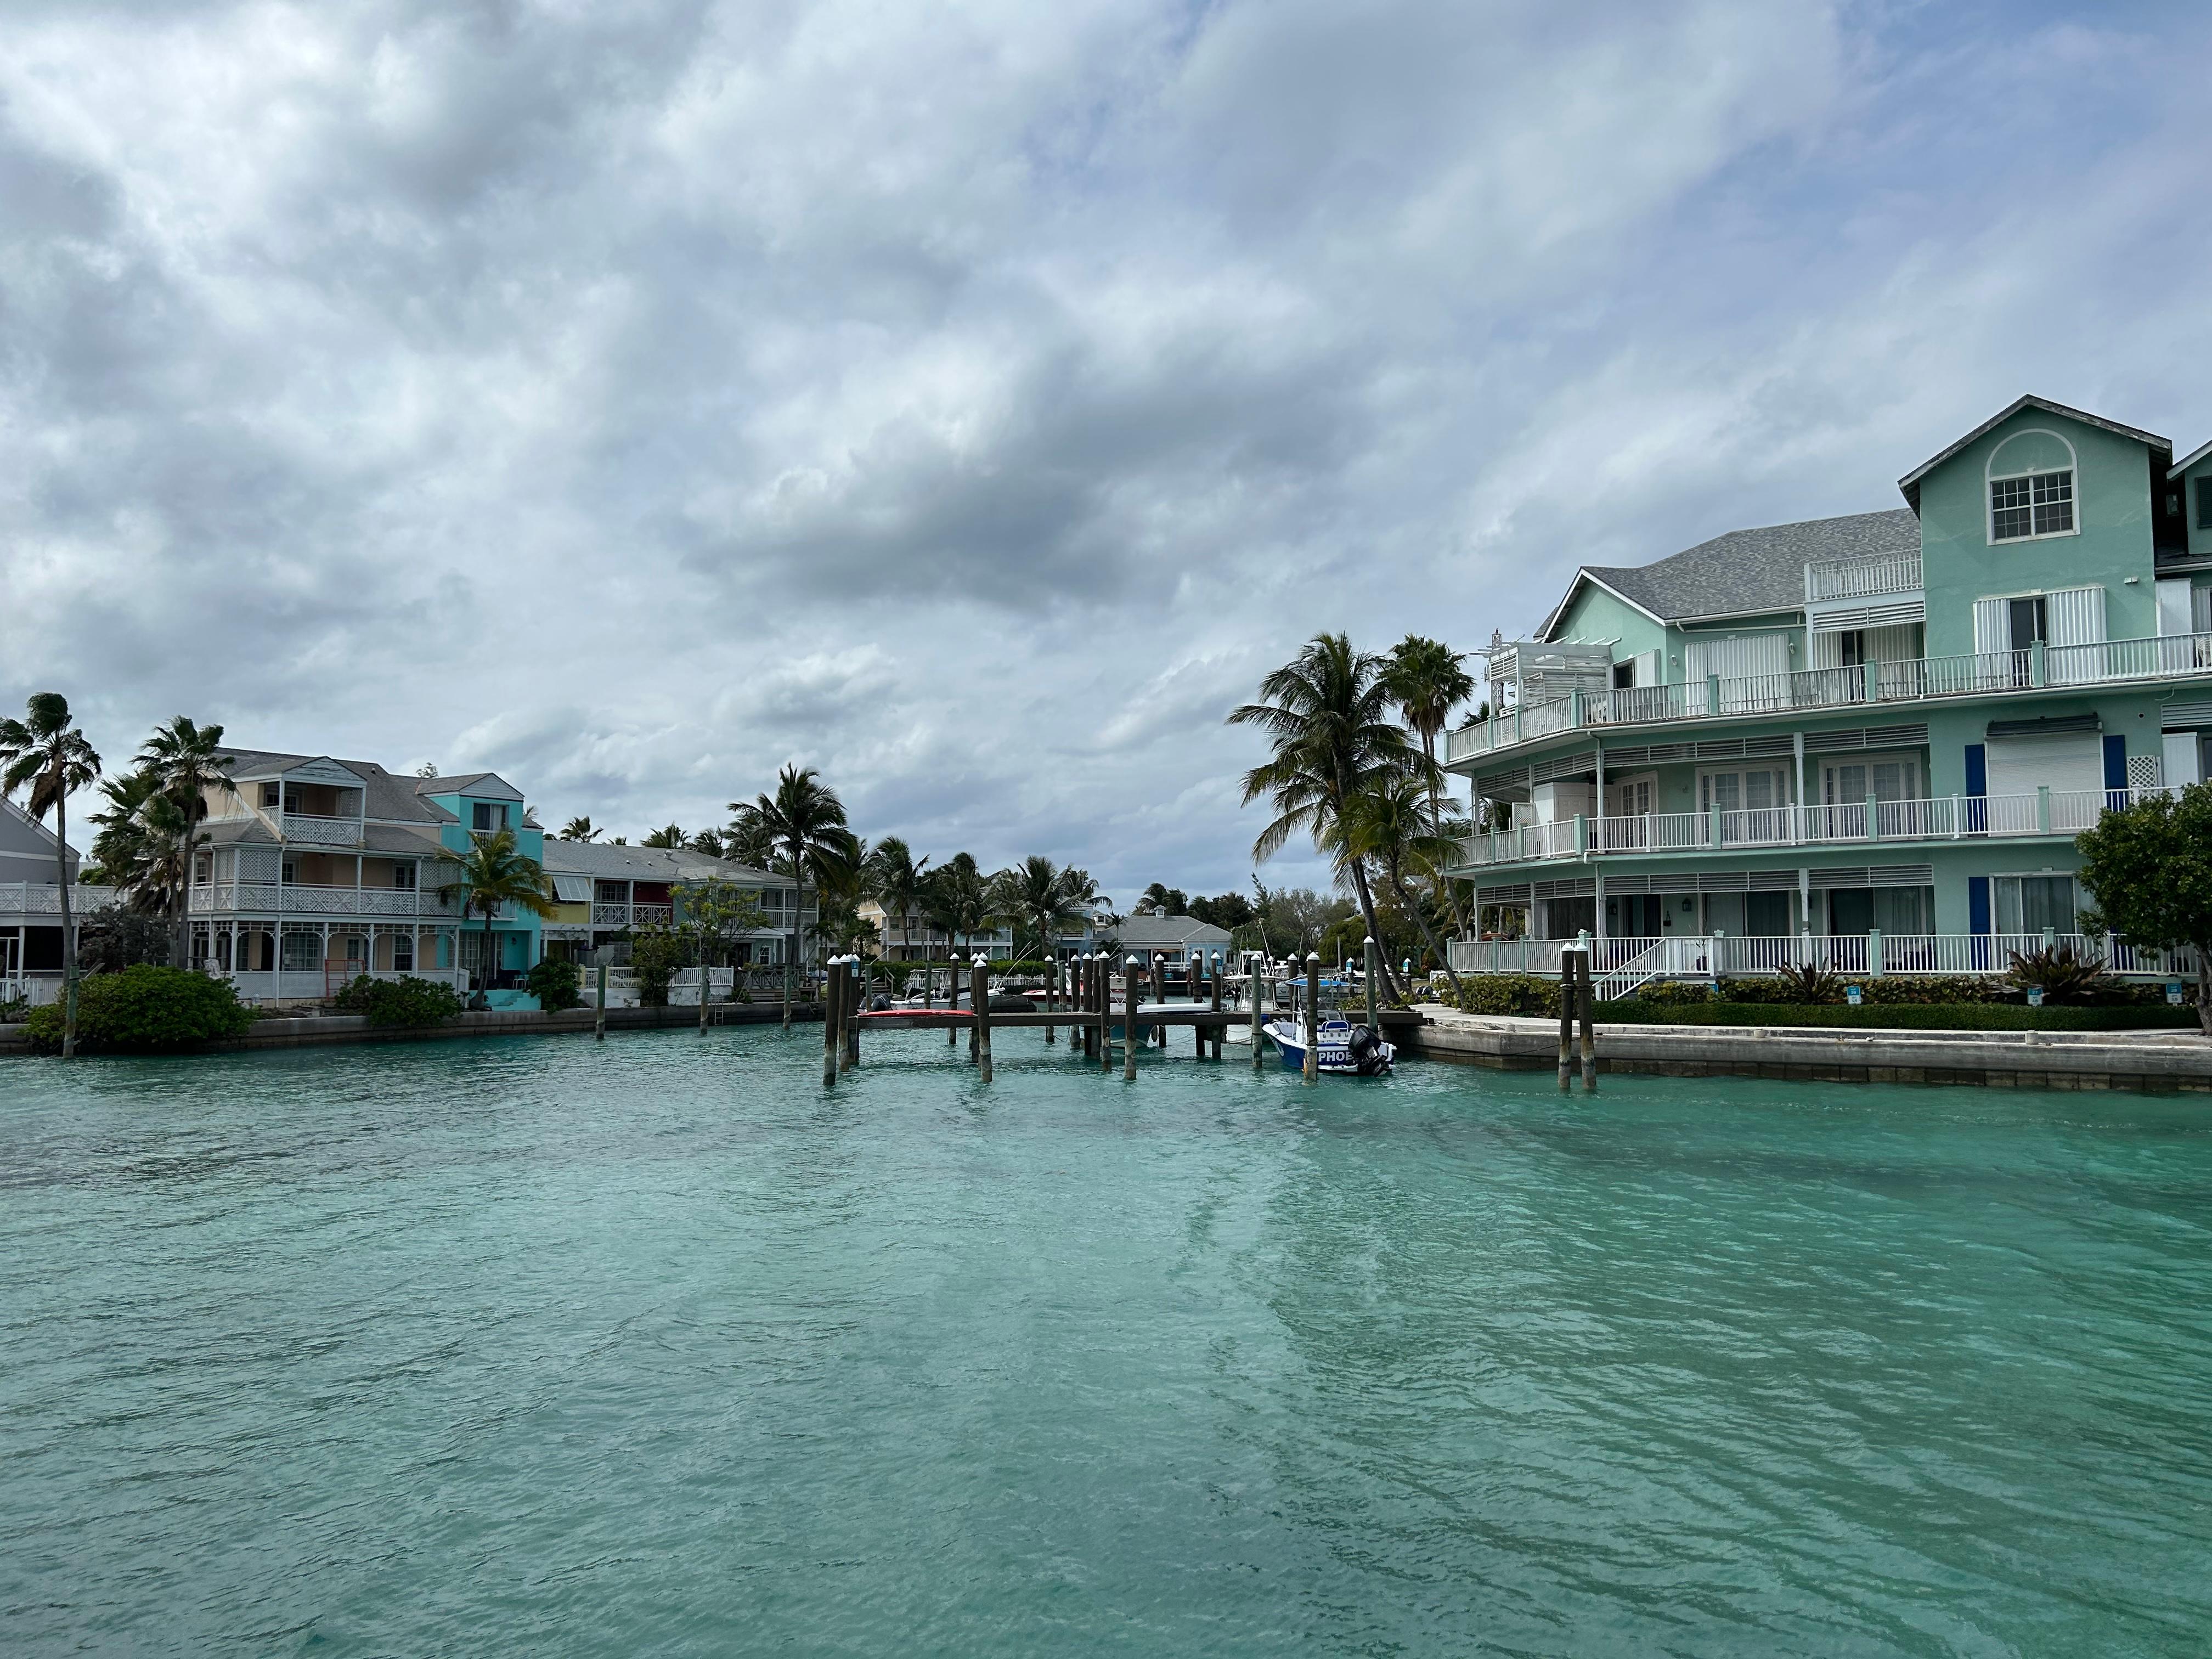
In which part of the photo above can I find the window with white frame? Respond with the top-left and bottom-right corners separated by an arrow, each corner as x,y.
1698,766 -> 1790,814
1994,874 -> 2076,935
1821,754 -> 1922,804
1990,470 -> 2073,541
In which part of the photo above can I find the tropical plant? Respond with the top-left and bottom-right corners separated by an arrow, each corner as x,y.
1133,882 -> 1187,916
688,827 -> 727,860
558,816 -> 601,842
1,692 -> 103,1057
436,828 -> 557,991
76,909 -> 175,972
137,716 -> 234,968
1228,634 -> 1420,1001
525,956 -> 583,1012
2005,943 -> 2108,1005
2075,782 -> 2212,1032
1382,635 -> 1475,934
23,963 -> 252,1052
989,856 -> 1090,961
922,852 -> 991,961
677,877 -> 772,974
1188,891 -> 1255,930
729,765 -> 852,1026
85,769 -> 161,893
629,925 -> 689,1007
863,836 -> 930,958
642,823 -> 686,848
1771,961 -> 1846,1005
334,973 -> 468,1026
1331,771 -> 1465,1000
126,792 -> 200,923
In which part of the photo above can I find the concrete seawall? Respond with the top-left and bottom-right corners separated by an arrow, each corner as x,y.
1404,1009 -> 2212,1093
0,1001 -> 825,1057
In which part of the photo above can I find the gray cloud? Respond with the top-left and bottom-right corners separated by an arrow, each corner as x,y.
4,0 -> 2210,906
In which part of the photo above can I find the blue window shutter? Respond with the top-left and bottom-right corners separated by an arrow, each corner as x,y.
1964,743 -> 1986,797
1968,877 -> 1991,933
2102,735 -> 2127,790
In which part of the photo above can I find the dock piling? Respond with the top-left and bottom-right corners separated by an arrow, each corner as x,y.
1208,954 -> 1223,1059
1248,951 -> 1263,1071
1577,951 -> 1597,1092
1123,955 -> 1139,1081
823,957 -> 842,1086
595,960 -> 606,1043
846,958 -> 862,1068
1362,934 -> 1378,1039
1303,952 -> 1319,1084
1557,955 -> 1575,1091
975,956 -> 993,1082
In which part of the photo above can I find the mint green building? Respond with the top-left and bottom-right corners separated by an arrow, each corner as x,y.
1444,396 -> 2211,988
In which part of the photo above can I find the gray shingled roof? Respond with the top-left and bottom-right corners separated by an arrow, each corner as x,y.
538,840 -> 782,885
420,771 -> 522,802
1110,915 -> 1234,951
1544,509 -> 1918,636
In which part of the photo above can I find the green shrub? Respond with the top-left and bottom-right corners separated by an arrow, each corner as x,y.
23,966 -> 255,1052
1453,973 -> 1562,1017
630,931 -> 687,1007
330,974 -> 465,1027
1634,978 -> 1717,1006
526,956 -> 583,1012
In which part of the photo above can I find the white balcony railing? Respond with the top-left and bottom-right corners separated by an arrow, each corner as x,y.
1443,631 -> 2212,766
1805,550 -> 1922,602
0,883 -> 121,917
193,882 -> 458,916
279,813 -> 365,847
1448,933 -> 2200,982
1453,787 -> 2165,871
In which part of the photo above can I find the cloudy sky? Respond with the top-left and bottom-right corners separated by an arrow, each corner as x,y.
4,0 -> 2209,902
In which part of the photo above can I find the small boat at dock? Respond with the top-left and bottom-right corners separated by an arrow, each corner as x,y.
1263,1017 -> 1394,1076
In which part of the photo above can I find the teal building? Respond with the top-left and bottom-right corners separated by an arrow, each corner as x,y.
1444,396 -> 2212,987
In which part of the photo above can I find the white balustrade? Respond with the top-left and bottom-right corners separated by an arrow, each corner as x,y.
279,813 -> 365,847
1805,550 -> 1922,601
1448,632 -> 2212,764
1451,932 -> 2199,982
0,883 -> 121,916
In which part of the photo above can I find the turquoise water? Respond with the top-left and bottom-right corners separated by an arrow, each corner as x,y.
4,1030 -> 2210,1656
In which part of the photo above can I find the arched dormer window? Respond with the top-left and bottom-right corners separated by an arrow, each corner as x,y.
1985,428 -> 2076,544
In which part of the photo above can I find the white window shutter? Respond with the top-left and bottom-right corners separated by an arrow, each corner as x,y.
2163,731 -> 2203,789
1684,640 -> 1711,684
2157,578 -> 2194,637
1638,648 -> 1661,687
1973,597 -> 2008,656
2047,585 -> 2105,685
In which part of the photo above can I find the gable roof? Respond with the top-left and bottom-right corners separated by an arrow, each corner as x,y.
1897,396 -> 2171,514
1540,509 -> 1917,638
2169,435 -> 2212,481
1111,914 -> 1234,950
419,771 -> 523,802
216,748 -> 458,825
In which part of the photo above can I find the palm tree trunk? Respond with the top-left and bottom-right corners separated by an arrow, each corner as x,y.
1344,856 -> 1402,1002
482,907 -> 496,998
1386,860 -> 1462,1002
58,792 -> 78,1059
1421,731 -> 1468,939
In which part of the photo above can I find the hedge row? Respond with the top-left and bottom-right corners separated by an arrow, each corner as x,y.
1454,973 -> 2190,1019
1601,1002 -> 2201,1032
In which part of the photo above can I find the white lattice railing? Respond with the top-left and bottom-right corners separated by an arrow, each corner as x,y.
1449,933 -> 2201,982
193,882 -> 457,916
1444,630 -> 2212,764
0,884 -> 121,917
279,813 -> 364,846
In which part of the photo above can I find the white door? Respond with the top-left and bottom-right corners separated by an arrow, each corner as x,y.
2046,585 -> 2106,684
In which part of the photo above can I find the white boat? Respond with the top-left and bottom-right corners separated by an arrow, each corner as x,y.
1263,1016 -> 1394,1076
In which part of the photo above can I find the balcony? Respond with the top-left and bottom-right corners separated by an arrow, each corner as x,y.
1452,787 -> 2160,872
1448,932 -> 2199,984
591,902 -> 674,928
0,883 -> 121,917
194,882 -> 458,916
1805,550 -> 1921,602
279,812 -> 365,847
1443,631 -> 2212,766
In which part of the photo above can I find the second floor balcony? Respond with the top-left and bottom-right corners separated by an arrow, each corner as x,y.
194,881 -> 460,917
1446,631 -> 2212,766
1452,786 -> 2159,872
1805,549 -> 1922,603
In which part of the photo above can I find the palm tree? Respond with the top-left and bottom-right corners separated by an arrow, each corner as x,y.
129,792 -> 199,932
1228,633 -> 1419,1002
437,828 -> 557,994
730,765 -> 851,1028
1383,635 -> 1475,935
558,816 -> 600,842
87,768 -> 161,893
642,823 -> 685,849
989,855 -> 1090,961
0,693 -> 103,1057
688,827 -> 727,860
1333,771 -> 1465,1002
863,836 -> 929,960
137,716 -> 234,969
922,852 -> 990,962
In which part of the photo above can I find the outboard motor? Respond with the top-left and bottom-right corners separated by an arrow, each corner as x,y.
1346,1023 -> 1388,1076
